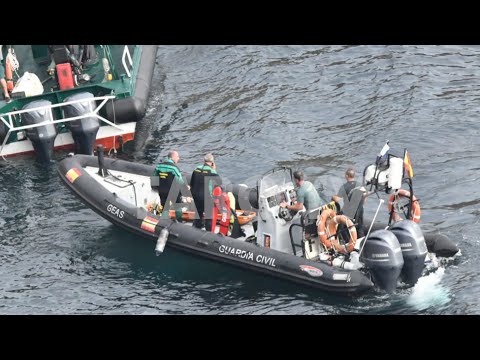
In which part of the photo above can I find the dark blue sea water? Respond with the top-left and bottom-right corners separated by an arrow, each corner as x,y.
1,45 -> 478,314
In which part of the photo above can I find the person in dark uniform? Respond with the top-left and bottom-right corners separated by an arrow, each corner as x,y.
190,153 -> 222,230
153,150 -> 189,213
332,168 -> 366,238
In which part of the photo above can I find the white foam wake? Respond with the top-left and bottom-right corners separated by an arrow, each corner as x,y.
406,267 -> 451,312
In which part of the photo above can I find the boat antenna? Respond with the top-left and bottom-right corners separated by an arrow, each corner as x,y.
358,198 -> 384,257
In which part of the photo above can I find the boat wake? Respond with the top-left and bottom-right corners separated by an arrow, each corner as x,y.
406,267 -> 451,312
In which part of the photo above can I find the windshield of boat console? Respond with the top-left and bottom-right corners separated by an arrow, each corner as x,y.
259,168 -> 293,196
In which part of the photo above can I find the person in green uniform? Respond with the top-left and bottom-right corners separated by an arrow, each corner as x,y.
190,153 -> 222,230
153,150 -> 189,214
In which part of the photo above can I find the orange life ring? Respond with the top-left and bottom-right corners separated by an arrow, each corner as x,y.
388,189 -> 421,223
317,208 -> 357,254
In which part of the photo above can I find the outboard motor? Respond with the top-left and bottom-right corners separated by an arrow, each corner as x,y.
63,92 -> 100,155
22,100 -> 57,162
389,220 -> 427,285
360,230 -> 404,293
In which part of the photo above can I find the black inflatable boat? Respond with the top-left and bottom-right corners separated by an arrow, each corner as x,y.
57,151 -> 459,295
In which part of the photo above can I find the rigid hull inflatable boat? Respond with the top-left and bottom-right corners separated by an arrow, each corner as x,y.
57,151 -> 458,295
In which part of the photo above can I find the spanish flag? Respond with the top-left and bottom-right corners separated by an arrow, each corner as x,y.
141,215 -> 159,233
66,168 -> 82,183
404,150 -> 414,178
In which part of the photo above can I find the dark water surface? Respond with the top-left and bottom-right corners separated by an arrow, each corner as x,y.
1,45 -> 478,314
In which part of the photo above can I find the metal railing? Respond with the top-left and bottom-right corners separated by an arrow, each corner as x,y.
0,95 -> 121,158
122,46 -> 133,78
101,45 -> 117,80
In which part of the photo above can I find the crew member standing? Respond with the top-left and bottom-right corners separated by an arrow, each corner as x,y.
190,153 -> 222,230
153,150 -> 189,214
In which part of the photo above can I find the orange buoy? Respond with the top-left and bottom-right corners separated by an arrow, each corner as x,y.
235,210 -> 256,225
169,209 -> 196,221
5,48 -> 16,92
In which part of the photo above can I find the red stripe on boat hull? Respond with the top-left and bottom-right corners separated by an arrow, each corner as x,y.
1,133 -> 134,159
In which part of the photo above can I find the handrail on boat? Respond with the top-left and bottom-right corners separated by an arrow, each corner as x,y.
122,46 -> 133,78
0,95 -> 120,159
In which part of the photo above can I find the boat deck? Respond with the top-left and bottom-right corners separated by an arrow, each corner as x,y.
0,45 -> 137,120
8,45 -> 134,94
84,166 -> 257,240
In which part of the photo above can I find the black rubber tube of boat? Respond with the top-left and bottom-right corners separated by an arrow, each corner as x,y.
105,45 -> 158,124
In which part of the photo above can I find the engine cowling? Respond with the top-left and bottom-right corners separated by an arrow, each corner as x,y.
64,92 -> 100,155
360,229 -> 404,293
389,220 -> 427,285
22,100 -> 57,162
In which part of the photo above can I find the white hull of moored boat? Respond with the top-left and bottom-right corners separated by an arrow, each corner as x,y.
0,122 -> 135,158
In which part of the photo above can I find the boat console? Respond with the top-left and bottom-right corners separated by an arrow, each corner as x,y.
256,168 -> 303,254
